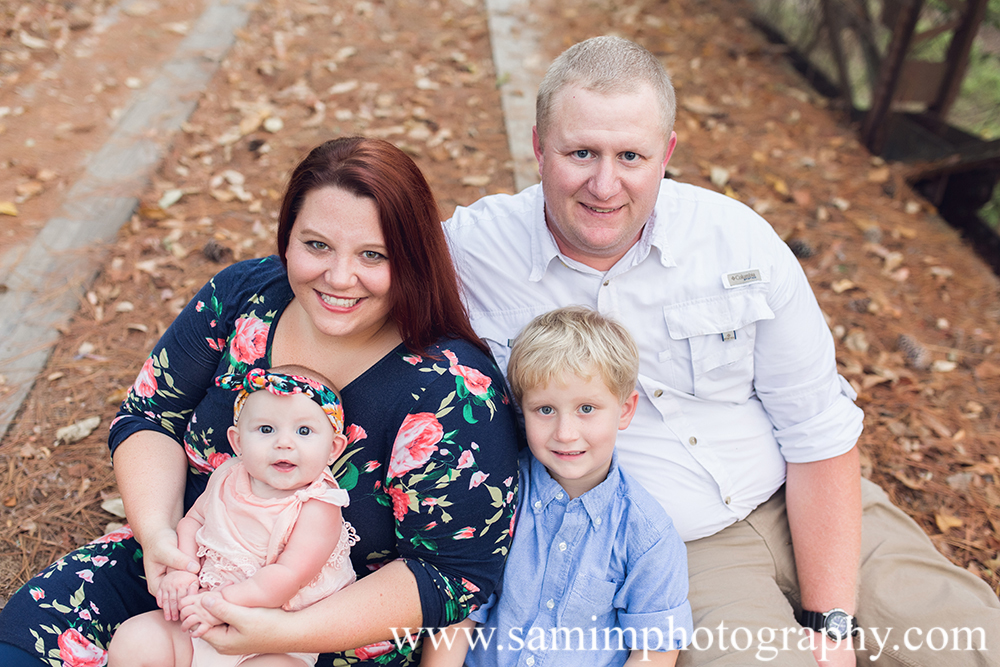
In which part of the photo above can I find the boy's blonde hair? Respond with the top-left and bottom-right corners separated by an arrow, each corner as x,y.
507,307 -> 639,404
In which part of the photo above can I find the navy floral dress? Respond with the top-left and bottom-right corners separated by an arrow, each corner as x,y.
0,256 -> 520,667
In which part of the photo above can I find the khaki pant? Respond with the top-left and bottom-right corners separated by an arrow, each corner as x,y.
679,479 -> 1000,666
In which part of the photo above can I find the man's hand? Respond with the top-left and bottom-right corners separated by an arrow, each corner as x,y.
140,526 -> 200,597
808,630 -> 857,667
157,569 -> 200,621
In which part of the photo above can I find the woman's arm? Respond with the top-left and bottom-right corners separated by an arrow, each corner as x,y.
220,500 -> 343,609
114,430 -> 199,596
195,559 -> 422,652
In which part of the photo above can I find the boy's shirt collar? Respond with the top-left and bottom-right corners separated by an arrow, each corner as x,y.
524,449 -> 620,529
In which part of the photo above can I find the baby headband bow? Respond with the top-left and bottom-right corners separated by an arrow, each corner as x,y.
216,368 -> 344,434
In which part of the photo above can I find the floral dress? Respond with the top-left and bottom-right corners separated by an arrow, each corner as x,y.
0,256 -> 520,667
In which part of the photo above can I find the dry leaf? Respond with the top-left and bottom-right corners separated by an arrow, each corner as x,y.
101,496 -> 127,518
935,512 -> 963,533
867,166 -> 891,184
709,166 -> 730,188
0,201 -> 18,216
55,416 -> 101,445
461,175 -> 490,187
16,181 -> 43,198
931,360 -> 957,373
831,279 -> 855,294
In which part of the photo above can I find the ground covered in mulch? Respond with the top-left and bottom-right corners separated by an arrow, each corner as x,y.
1,0 -> 999,603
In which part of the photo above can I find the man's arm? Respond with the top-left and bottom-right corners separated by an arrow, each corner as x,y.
625,649 -> 679,667
785,446 -> 861,666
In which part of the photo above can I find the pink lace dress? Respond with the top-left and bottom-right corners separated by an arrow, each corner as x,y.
190,458 -> 358,667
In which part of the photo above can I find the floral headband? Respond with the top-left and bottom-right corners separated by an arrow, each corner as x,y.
216,368 -> 344,434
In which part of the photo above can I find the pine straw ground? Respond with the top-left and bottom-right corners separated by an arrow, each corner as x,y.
2,0 -> 1000,605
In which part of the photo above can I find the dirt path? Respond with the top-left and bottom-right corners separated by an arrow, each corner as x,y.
1,0 -> 999,602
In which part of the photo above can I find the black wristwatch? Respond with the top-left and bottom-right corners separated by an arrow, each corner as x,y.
798,608 -> 859,641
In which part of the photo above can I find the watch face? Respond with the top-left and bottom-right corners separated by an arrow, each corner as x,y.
825,611 -> 852,641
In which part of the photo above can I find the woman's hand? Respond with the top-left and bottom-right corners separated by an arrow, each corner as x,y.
181,591 -> 225,638
140,526 -> 200,597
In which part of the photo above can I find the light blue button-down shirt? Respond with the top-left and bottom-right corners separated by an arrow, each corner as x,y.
465,450 -> 693,667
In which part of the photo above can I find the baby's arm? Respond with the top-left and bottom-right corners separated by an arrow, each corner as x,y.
157,502 -> 206,621
419,617 -> 476,667
220,498 -> 343,609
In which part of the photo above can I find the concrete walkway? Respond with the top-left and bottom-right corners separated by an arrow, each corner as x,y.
0,0 -> 541,443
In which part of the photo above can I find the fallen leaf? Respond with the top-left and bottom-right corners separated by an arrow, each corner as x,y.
15,181 -> 43,198
101,496 -> 127,518
461,175 -> 490,187
158,189 -> 184,209
709,166 -> 730,188
867,166 -> 891,184
329,80 -> 359,95
55,416 -> 101,445
0,201 -> 18,216
931,360 -> 957,373
935,512 -> 963,533
831,279 -> 855,294
19,31 -> 50,50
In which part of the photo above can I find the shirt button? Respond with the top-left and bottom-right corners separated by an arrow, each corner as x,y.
725,496 -> 732,505
558,542 -> 567,551
654,389 -> 663,397
534,500 -> 542,509
526,658 -> 535,666
556,492 -> 564,500
595,517 -> 602,525
688,436 -> 698,446
546,599 -> 555,609
603,280 -> 610,286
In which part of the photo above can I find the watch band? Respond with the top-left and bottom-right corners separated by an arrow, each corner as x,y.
798,608 -> 859,640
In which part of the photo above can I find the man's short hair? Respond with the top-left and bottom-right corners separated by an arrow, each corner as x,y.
535,35 -> 676,148
507,306 -> 639,405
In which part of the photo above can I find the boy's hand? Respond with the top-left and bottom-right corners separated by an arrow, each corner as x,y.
156,570 -> 200,622
180,591 -> 224,637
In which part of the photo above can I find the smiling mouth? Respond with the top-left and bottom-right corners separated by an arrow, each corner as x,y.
320,293 -> 361,308
272,461 -> 297,471
552,450 -> 585,458
583,203 -> 623,214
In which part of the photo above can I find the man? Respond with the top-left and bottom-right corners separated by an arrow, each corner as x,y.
443,36 -> 1000,666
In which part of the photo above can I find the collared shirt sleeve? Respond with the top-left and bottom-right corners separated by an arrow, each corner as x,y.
753,231 -> 864,463
614,502 -> 693,651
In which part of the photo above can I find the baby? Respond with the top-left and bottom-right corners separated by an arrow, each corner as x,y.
108,365 -> 357,667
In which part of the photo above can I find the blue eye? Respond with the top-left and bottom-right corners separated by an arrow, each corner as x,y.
573,150 -> 590,159
580,405 -> 595,414
538,406 -> 554,415
297,426 -> 312,436
260,425 -> 273,434
622,151 -> 638,161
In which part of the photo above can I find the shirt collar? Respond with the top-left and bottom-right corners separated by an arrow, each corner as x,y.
528,185 -> 677,280
526,450 -> 621,529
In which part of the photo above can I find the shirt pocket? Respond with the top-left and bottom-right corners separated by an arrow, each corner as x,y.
663,289 -> 774,403
559,575 -> 619,630
470,311 -> 545,375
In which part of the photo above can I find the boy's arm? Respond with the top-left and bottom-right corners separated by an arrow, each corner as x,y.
220,499 -> 343,609
625,649 -> 679,667
419,617 -> 476,667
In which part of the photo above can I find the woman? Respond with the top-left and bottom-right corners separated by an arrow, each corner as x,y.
0,137 -> 520,666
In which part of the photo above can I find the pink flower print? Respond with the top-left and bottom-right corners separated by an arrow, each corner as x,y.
229,315 -> 269,364
506,491 -> 514,504
184,441 -> 213,474
425,521 -> 438,530
206,337 -> 226,351
364,460 -> 381,473
345,423 -> 368,445
469,471 -> 489,490
402,354 -> 422,365
461,577 -> 480,593
131,357 -> 157,399
354,640 -> 395,660
92,555 -> 109,567
451,364 -> 492,397
196,301 -> 205,312
442,349 -> 459,365
90,601 -> 100,615
77,569 -> 94,584
504,476 -> 513,487
387,486 -> 410,521
453,526 -> 475,540
79,609 -> 92,621
387,413 -> 443,479
90,525 -> 133,544
207,452 -> 232,469
29,587 -> 44,601
421,497 -> 438,507
57,628 -> 106,667
456,450 -> 476,470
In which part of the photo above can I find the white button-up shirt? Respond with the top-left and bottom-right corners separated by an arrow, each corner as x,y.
444,181 -> 864,541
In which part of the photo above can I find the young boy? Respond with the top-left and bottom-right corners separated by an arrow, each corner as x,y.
422,307 -> 692,667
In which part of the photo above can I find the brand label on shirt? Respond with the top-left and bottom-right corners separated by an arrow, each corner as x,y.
722,269 -> 762,288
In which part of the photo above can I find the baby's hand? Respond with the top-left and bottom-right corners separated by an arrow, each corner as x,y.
180,590 -> 223,638
157,570 -> 200,622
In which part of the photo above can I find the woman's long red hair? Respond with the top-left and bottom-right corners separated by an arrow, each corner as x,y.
277,137 -> 488,356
